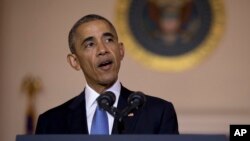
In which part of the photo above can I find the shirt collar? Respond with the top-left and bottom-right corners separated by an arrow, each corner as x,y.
85,80 -> 121,109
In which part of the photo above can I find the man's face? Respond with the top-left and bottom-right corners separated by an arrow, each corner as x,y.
68,20 -> 124,93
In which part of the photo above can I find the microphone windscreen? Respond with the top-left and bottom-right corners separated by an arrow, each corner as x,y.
97,91 -> 116,108
127,91 -> 146,107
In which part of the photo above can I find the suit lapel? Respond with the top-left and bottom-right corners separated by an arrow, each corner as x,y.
67,91 -> 89,134
112,86 -> 141,134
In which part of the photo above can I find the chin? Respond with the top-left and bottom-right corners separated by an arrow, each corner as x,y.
99,77 -> 117,86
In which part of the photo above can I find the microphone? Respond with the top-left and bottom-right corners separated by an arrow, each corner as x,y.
119,91 -> 146,121
127,91 -> 146,108
97,91 -> 117,117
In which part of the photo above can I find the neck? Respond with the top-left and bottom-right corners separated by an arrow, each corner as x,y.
88,80 -> 117,94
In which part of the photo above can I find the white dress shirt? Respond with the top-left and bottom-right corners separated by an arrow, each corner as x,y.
85,80 -> 121,134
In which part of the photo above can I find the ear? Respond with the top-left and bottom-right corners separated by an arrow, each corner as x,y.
67,54 -> 81,71
119,42 -> 125,60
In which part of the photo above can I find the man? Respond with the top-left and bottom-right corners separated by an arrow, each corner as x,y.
35,14 -> 179,134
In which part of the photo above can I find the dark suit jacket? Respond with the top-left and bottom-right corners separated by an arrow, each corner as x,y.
35,86 -> 179,134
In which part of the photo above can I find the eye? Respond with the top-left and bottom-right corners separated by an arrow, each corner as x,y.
105,37 -> 114,43
85,41 -> 95,48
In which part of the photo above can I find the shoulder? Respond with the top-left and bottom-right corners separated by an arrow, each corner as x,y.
36,93 -> 85,134
121,86 -> 175,110
35,92 -> 85,134
144,94 -> 175,112
143,94 -> 179,133
38,92 -> 84,121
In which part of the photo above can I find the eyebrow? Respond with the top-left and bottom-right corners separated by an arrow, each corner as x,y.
81,36 -> 94,46
103,32 -> 115,38
80,32 -> 117,46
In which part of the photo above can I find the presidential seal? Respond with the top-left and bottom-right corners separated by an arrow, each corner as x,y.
116,0 -> 225,72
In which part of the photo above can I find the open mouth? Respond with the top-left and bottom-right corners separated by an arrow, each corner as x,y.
98,59 -> 113,70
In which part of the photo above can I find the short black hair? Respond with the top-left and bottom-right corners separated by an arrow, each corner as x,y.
68,14 -> 117,53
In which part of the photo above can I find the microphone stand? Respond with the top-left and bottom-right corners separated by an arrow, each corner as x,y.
116,105 -> 140,134
98,91 -> 146,134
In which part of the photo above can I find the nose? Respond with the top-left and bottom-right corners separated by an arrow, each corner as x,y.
97,42 -> 109,56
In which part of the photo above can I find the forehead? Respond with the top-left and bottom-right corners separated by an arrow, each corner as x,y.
75,20 -> 116,38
